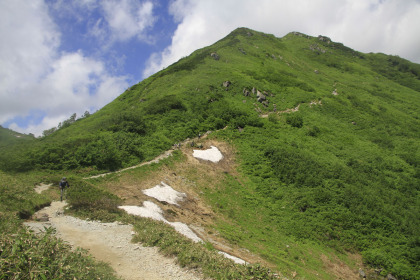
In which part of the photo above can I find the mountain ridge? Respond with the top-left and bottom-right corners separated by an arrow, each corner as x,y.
1,27 -> 419,279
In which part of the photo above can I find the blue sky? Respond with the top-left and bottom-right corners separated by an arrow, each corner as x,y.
1,0 -> 419,136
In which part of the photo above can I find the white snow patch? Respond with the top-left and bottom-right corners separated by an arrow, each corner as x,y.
119,202 -> 165,222
218,251 -> 247,265
143,182 -> 186,205
193,146 -> 223,163
119,202 -> 202,243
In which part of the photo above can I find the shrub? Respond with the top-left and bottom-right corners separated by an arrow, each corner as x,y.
286,113 -> 303,128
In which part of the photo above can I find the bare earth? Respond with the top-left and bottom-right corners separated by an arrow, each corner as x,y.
25,201 -> 204,280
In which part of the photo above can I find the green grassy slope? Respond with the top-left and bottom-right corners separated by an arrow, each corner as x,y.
1,27 -> 419,279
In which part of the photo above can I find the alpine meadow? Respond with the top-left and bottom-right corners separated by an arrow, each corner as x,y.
0,28 -> 419,280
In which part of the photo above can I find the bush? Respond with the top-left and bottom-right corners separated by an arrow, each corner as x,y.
0,228 -> 118,279
286,113 -> 303,128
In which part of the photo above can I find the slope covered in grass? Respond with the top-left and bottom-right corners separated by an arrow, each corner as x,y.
1,27 -> 419,279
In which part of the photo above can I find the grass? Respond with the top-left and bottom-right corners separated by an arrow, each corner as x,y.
1,27 -> 419,279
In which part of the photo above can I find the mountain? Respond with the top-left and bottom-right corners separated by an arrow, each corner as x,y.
1,28 -> 419,279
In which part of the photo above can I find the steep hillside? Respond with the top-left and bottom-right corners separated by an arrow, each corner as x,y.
1,28 -> 419,279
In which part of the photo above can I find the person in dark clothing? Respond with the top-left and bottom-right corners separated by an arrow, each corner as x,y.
59,177 -> 70,201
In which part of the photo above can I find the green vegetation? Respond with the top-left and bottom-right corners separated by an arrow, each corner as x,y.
1,27 -> 419,279
0,171 -> 120,279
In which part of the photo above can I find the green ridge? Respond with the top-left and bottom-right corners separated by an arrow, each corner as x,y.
1,27 -> 419,279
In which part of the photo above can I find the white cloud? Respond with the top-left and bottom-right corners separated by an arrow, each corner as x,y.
0,0 -> 129,136
101,0 -> 156,42
143,0 -> 420,77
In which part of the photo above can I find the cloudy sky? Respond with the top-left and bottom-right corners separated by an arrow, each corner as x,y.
1,0 -> 419,136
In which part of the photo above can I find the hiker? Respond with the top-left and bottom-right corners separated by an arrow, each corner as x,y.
59,177 -> 70,201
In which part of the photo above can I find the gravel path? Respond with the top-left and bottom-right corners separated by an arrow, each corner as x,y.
25,201 -> 204,280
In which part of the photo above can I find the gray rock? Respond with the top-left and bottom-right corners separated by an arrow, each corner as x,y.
387,274 -> 397,280
223,81 -> 231,88
210,52 -> 220,60
359,268 -> 366,278
34,213 -> 49,222
256,90 -> 266,102
318,35 -> 331,43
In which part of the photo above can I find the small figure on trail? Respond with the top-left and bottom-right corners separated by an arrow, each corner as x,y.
59,177 -> 70,202
198,133 -> 201,139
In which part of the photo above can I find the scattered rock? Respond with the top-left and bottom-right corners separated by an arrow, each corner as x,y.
332,89 -> 338,95
210,52 -> 220,60
314,69 -> 319,74
309,44 -> 326,53
359,268 -> 366,279
243,88 -> 251,96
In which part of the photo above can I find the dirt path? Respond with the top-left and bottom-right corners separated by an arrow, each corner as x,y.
85,131 -> 211,180
25,201 -> 204,280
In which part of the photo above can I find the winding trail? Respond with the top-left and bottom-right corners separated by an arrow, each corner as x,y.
25,201 -> 204,280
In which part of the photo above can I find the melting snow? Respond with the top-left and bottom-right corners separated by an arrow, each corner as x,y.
193,146 -> 223,162
119,202 -> 202,243
218,251 -> 247,265
142,182 -> 186,206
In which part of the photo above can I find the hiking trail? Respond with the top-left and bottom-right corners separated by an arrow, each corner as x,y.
25,201 -> 204,280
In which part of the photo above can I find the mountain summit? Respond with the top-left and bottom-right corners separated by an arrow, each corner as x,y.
1,28 -> 419,279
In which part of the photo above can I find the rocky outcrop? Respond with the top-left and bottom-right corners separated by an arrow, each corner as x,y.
318,35 -> 331,43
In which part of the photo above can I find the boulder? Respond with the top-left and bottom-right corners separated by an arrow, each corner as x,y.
210,52 -> 220,60
256,90 -> 266,102
243,88 -> 250,96
359,269 -> 366,279
34,213 -> 49,222
223,81 -> 231,88
387,274 -> 397,280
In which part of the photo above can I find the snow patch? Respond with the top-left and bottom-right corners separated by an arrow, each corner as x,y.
119,202 -> 202,243
193,146 -> 223,162
143,182 -> 186,205
218,251 -> 248,265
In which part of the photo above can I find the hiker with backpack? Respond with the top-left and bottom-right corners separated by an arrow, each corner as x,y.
59,177 -> 70,201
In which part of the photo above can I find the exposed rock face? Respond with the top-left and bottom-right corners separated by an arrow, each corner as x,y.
210,52 -> 220,60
